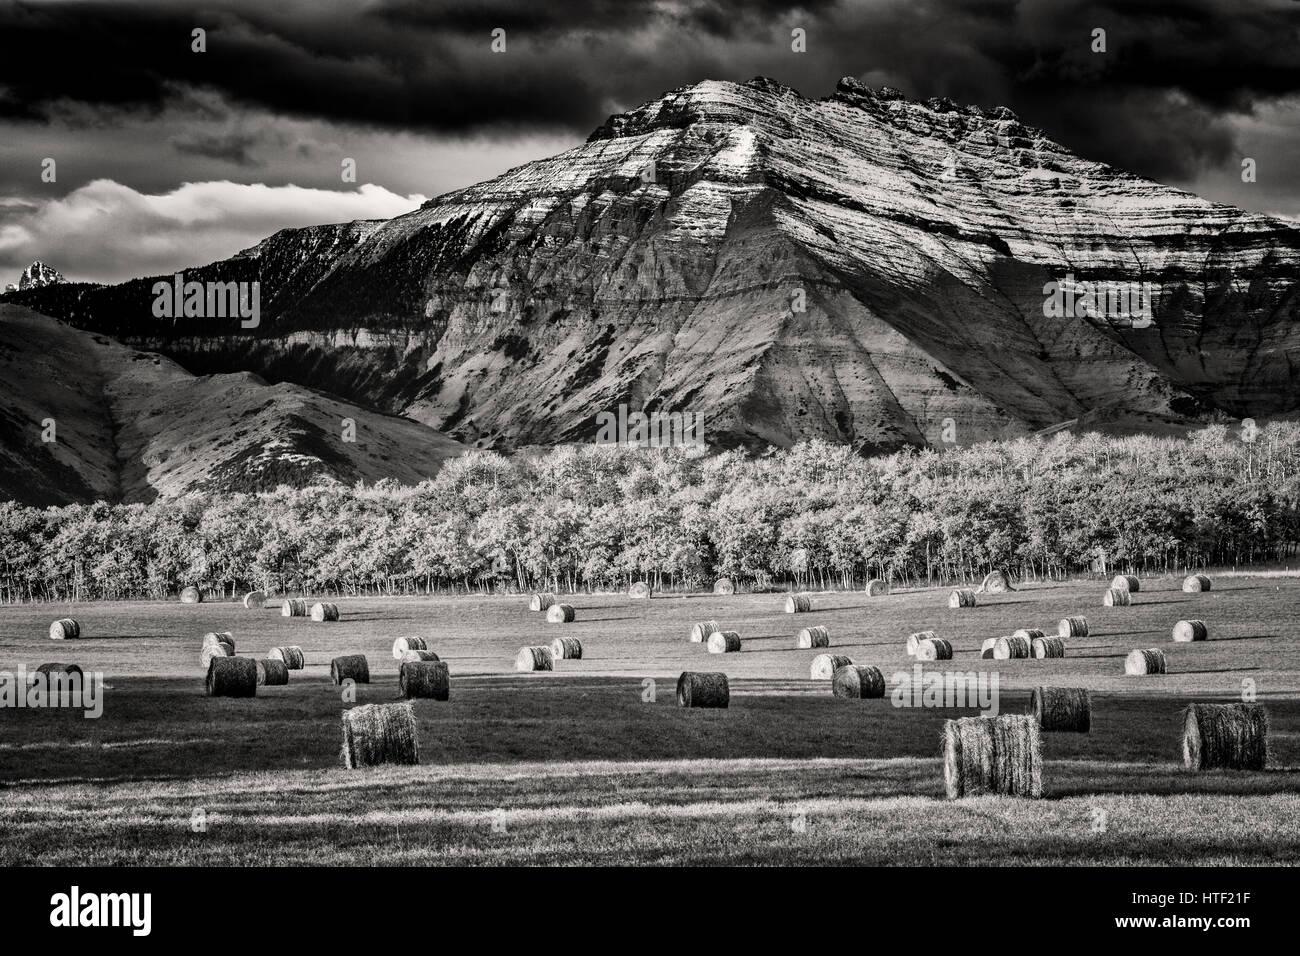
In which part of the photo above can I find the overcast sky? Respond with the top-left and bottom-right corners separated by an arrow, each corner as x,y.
1,0 -> 1297,284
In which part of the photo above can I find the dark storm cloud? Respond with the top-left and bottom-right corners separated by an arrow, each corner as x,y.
370,0 -> 842,36
171,130 -> 265,166
1,0 -> 1298,186
0,0 -> 600,131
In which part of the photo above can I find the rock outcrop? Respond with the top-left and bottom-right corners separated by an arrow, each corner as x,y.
18,260 -> 63,290
13,77 -> 1300,452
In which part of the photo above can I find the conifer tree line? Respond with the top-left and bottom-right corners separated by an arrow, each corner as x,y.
2,424 -> 1298,603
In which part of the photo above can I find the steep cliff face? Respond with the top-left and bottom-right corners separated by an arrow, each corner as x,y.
13,76 -> 1300,451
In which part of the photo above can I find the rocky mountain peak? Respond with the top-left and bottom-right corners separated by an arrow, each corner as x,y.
742,75 -> 802,97
19,260 -> 63,290
828,76 -> 1035,142
833,76 -> 908,105
583,76 -> 1043,170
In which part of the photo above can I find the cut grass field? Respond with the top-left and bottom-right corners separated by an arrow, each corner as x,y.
3,759 -> 1298,865
2,575 -> 1299,864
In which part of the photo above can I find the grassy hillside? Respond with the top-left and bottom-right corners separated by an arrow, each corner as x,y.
0,304 -> 465,504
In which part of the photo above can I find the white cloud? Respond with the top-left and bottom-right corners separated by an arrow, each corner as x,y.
0,179 -> 427,284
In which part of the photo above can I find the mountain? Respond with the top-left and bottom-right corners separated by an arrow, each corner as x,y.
18,260 -> 63,290
0,304 -> 465,505
8,76 -> 1300,453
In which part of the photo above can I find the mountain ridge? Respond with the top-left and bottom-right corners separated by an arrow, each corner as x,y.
6,75 -> 1299,453
0,304 -> 466,504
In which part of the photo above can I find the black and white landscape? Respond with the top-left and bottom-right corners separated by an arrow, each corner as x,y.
0,0 -> 1298,904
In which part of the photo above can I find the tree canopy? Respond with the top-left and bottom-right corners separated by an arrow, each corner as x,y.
3,424 -> 1298,602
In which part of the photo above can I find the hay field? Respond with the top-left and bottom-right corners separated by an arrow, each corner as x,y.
2,576 -> 1299,864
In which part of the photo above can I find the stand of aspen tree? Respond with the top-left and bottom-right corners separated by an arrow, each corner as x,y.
2,426 -> 1299,602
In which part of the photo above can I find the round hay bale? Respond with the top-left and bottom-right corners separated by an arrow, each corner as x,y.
391,637 -> 428,660
205,656 -> 257,697
796,625 -> 830,649
906,630 -> 937,656
400,649 -> 441,663
180,586 -> 203,604
528,592 -> 556,611
1030,687 -> 1091,732
202,631 -> 235,651
784,593 -> 812,613
546,604 -> 576,623
310,602 -> 340,622
948,588 -> 977,609
977,569 -> 1015,593
629,581 -> 653,599
810,653 -> 853,680
1103,588 -> 1131,607
831,664 -> 886,699
48,618 -> 80,640
865,578 -> 889,596
1182,574 -> 1212,593
242,591 -> 265,609
399,661 -> 450,701
515,646 -> 554,672
993,635 -> 1031,660
1111,574 -> 1140,592
1012,628 -> 1045,643
916,637 -> 953,661
980,637 -> 997,660
1173,619 -> 1208,643
1182,703 -> 1269,771
713,577 -> 735,595
676,671 -> 729,708
340,702 -> 419,769
1031,636 -> 1066,659
200,631 -> 235,669
1058,616 -> 1089,638
330,654 -> 370,685
707,630 -> 742,654
688,620 -> 719,643
200,643 -> 234,671
550,636 -> 583,660
268,645 -> 305,669
1124,648 -> 1166,675
942,714 -> 1042,799
281,598 -> 308,618
256,658 -> 290,686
